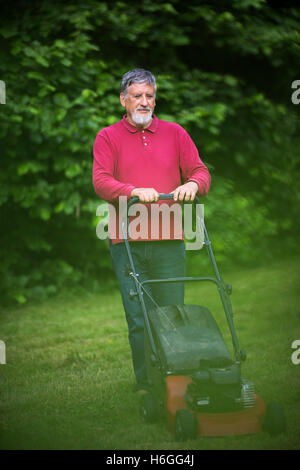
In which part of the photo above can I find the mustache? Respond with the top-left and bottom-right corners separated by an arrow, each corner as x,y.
136,108 -> 151,112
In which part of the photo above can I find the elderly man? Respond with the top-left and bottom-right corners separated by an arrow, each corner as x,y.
93,68 -> 211,393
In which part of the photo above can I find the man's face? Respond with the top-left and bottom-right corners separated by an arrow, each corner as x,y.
120,82 -> 156,128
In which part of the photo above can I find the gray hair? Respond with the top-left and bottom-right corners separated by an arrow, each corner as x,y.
120,68 -> 157,96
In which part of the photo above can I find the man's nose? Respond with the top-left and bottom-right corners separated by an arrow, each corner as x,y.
140,95 -> 148,106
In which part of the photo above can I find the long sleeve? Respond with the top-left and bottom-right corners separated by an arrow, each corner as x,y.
93,131 -> 135,202
178,127 -> 211,196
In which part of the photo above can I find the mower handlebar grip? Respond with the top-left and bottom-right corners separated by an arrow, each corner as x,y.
127,193 -> 200,210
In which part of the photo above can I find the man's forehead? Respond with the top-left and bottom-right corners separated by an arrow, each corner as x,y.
127,82 -> 155,94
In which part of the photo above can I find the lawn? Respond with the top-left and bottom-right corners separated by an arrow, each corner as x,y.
0,256 -> 299,450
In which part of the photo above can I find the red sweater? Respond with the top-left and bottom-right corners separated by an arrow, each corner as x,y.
93,115 -> 211,244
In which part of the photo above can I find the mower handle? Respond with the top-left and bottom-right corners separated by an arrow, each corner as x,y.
127,193 -> 200,210
122,192 -> 242,362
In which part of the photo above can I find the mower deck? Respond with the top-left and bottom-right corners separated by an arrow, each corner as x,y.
166,376 -> 266,436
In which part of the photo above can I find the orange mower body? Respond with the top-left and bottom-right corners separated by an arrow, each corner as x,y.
166,376 -> 266,437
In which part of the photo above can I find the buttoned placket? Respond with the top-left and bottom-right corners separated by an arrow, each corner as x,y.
141,129 -> 149,149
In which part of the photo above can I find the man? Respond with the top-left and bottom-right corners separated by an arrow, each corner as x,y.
93,68 -> 211,393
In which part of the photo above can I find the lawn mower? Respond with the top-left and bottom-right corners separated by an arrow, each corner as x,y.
121,194 -> 286,440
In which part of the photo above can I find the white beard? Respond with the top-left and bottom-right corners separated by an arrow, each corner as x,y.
132,108 -> 152,126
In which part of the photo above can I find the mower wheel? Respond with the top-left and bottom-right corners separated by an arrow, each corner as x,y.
140,392 -> 158,423
263,402 -> 286,436
175,409 -> 197,441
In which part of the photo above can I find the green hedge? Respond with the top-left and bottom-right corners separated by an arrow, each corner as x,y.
1,0 -> 299,303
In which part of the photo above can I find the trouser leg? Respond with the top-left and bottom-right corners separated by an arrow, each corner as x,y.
148,240 -> 186,306
110,241 -> 186,384
110,242 -> 150,384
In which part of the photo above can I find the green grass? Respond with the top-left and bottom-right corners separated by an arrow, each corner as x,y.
0,256 -> 300,450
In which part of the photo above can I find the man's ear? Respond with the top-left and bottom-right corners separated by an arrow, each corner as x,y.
120,93 -> 126,108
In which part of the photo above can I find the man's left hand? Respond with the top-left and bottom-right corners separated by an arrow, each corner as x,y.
172,181 -> 199,202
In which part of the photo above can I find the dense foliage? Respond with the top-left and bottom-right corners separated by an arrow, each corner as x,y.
1,0 -> 299,303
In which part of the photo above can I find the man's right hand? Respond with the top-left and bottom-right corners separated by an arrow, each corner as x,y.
130,187 -> 159,202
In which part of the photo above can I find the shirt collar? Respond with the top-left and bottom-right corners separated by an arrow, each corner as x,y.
121,114 -> 158,133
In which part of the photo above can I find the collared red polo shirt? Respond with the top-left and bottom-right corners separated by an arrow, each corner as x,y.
93,115 -> 211,244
